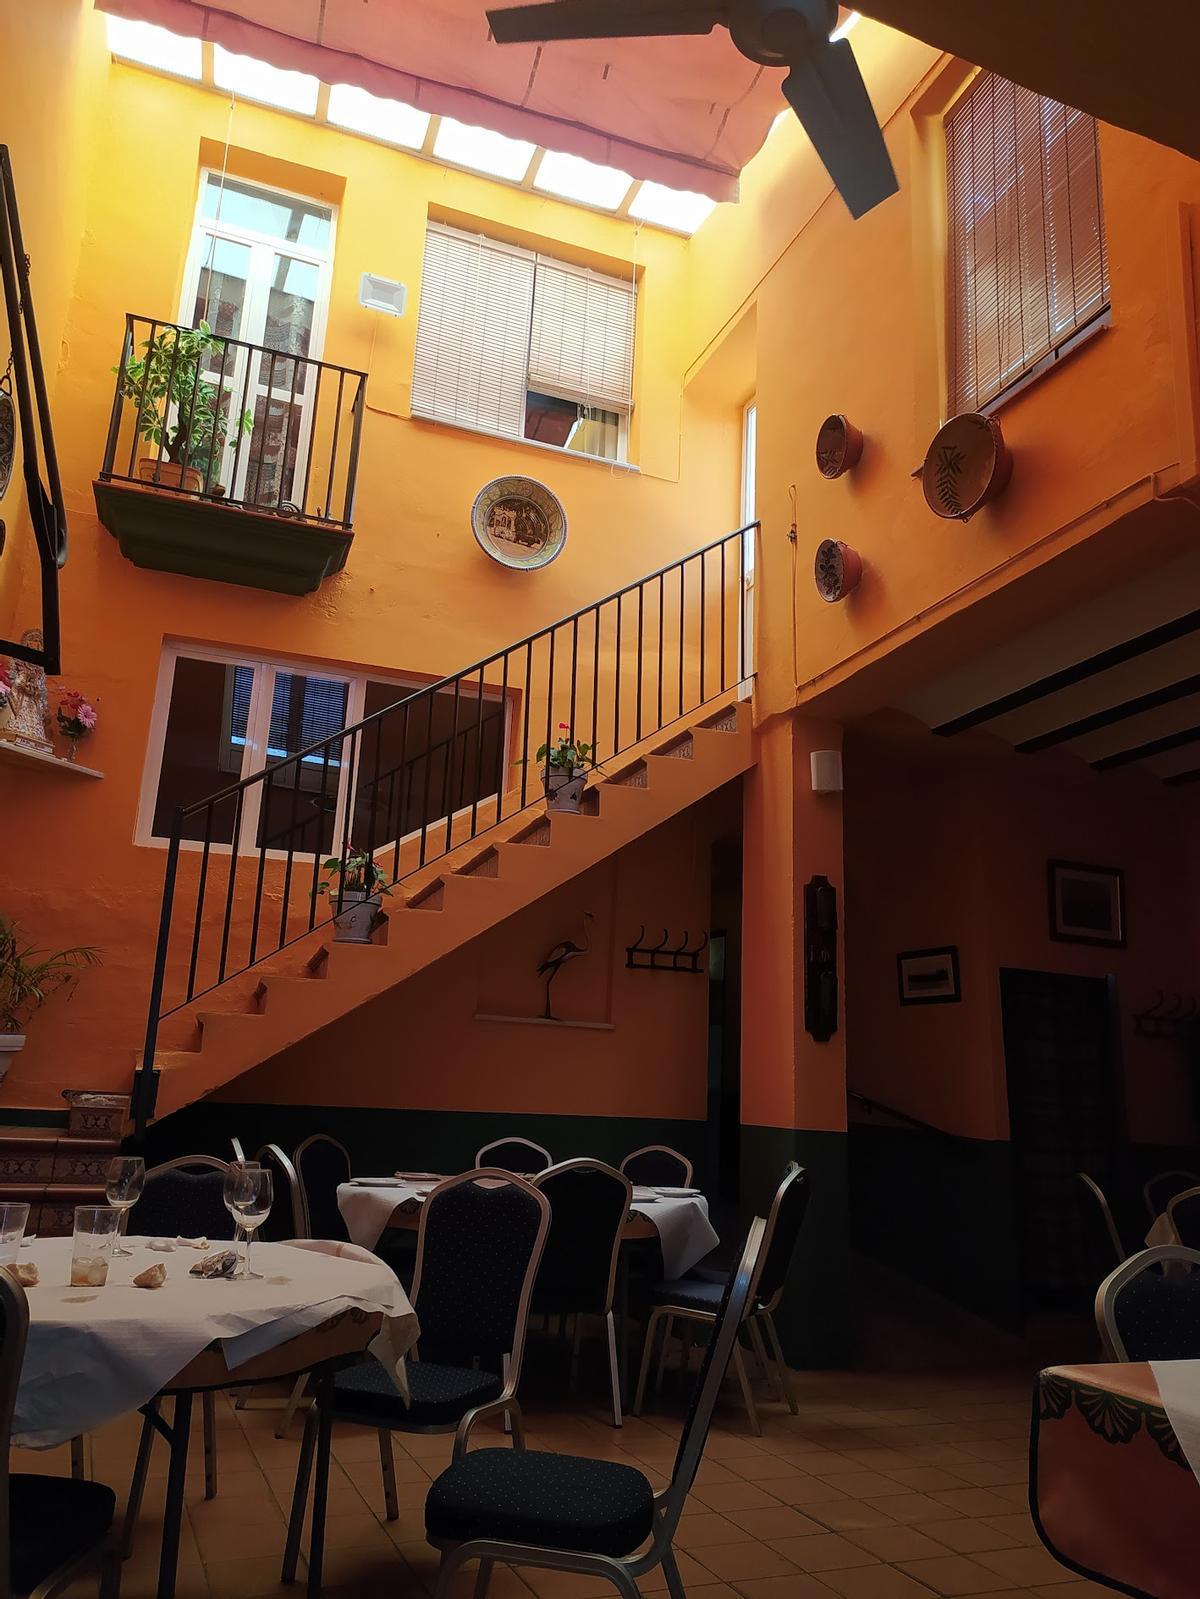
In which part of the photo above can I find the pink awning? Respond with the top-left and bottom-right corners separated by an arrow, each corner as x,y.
95,0 -> 790,200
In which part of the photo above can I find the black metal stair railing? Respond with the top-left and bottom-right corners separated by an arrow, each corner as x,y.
133,522 -> 758,1128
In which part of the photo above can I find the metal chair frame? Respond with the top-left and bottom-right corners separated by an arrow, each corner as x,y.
475,1136 -> 552,1173
533,1159 -> 632,1428
1166,1184 -> 1200,1249
284,1169 -> 551,1598
1077,1171 -> 1127,1267
619,1146 -> 693,1188
0,1271 -> 121,1599
292,1133 -> 352,1239
1095,1244 -> 1200,1359
234,1144 -> 311,1437
1142,1169 -> 1200,1225
428,1217 -> 767,1599
633,1164 -> 805,1436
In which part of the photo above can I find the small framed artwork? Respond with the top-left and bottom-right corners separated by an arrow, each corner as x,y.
1048,861 -> 1126,947
897,946 -> 961,1005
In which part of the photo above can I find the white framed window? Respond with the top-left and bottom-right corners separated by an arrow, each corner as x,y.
740,399 -> 757,680
178,172 -> 337,503
137,644 -> 510,855
411,222 -> 636,463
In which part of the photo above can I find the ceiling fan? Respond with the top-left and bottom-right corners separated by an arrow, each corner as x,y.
485,0 -> 898,219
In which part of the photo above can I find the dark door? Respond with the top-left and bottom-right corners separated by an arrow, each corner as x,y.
1000,968 -> 1124,1313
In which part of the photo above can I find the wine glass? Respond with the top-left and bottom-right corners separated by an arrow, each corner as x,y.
223,1161 -> 260,1248
105,1156 -> 145,1257
232,1167 -> 272,1280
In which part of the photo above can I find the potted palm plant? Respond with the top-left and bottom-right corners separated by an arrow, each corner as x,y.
536,723 -> 600,813
315,847 -> 391,944
116,320 -> 254,494
0,916 -> 101,1078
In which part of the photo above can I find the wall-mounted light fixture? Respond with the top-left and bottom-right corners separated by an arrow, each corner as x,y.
358,273 -> 408,317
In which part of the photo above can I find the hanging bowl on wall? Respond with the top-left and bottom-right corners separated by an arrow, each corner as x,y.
815,413 -> 864,479
0,388 -> 15,500
471,476 -> 568,570
814,538 -> 863,603
922,412 -> 1012,521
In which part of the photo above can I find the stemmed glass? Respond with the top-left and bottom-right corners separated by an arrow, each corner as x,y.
223,1160 -> 259,1250
225,1166 -> 272,1279
105,1156 -> 145,1257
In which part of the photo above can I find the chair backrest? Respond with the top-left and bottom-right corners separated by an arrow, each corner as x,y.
533,1159 -> 631,1316
752,1163 -> 810,1310
293,1133 -> 352,1241
230,1136 -> 247,1162
1143,1169 -> 1200,1224
0,1269 -> 30,1599
474,1136 -> 552,1174
619,1145 -> 693,1188
1078,1172 -> 1126,1267
411,1169 -> 550,1370
655,1217 -> 766,1542
1096,1245 -> 1200,1360
254,1143 -> 307,1239
1167,1186 -> 1200,1250
129,1155 -> 233,1240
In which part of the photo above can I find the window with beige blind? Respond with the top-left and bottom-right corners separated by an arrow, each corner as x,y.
946,72 -> 1110,415
411,221 -> 636,462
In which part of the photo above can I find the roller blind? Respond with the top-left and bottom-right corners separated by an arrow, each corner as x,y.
528,257 -> 636,413
411,223 -> 536,436
946,72 -> 1109,415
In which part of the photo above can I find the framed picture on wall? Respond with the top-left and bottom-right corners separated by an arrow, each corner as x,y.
897,946 -> 961,1005
1048,861 -> 1126,947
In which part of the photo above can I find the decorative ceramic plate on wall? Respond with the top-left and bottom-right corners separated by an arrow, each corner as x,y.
471,476 -> 567,570
0,389 -> 15,501
922,412 -> 1012,521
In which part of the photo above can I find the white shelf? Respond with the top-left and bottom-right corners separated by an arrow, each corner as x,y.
473,1013 -> 615,1032
0,740 -> 102,779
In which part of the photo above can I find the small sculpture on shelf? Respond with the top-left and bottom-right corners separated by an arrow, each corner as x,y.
537,911 -> 594,1020
0,630 -> 51,753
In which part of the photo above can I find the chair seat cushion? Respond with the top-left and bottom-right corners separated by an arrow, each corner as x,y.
651,1276 -> 726,1314
426,1448 -> 655,1558
10,1474 -> 115,1595
333,1357 -> 503,1428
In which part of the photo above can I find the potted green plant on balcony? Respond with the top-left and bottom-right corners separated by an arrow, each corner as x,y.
536,723 -> 599,813
0,915 -> 101,1078
315,848 -> 391,944
116,320 -> 254,494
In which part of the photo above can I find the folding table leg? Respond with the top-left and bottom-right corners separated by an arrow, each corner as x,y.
282,1406 -> 317,1584
307,1372 -> 335,1599
123,1402 -> 159,1559
157,1391 -> 193,1599
202,1391 -> 218,1499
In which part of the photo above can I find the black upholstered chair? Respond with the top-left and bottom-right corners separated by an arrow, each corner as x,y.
634,1164 -> 810,1434
128,1155 -> 234,1243
424,1216 -> 767,1599
619,1145 -> 693,1189
0,1269 -> 120,1599
533,1160 -> 632,1427
293,1134 -> 352,1242
1167,1185 -> 1200,1251
283,1169 -> 551,1596
1096,1246 -> 1200,1360
475,1137 -> 551,1174
1142,1169 -> 1200,1225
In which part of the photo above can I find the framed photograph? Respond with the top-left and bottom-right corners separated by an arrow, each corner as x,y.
1048,861 -> 1126,947
897,946 -> 961,1005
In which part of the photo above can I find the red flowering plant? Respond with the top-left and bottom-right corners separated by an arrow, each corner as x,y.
56,690 -> 98,742
0,666 -> 10,711
534,722 -> 599,776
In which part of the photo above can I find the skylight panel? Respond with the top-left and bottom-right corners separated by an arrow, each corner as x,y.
213,45 -> 320,115
434,118 -> 536,182
106,16 -> 202,79
534,150 -> 632,210
628,182 -> 717,235
327,83 -> 430,149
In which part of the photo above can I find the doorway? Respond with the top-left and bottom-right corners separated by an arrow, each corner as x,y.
1000,967 -> 1124,1313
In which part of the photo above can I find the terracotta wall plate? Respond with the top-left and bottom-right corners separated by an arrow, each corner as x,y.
815,413 -> 864,479
814,538 -> 863,602
0,389 -> 14,500
471,476 -> 568,570
922,412 -> 1012,521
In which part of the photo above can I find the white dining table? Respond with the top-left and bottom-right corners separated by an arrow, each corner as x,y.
338,1176 -> 720,1279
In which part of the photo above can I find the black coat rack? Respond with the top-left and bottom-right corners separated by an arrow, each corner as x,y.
1133,993 -> 1200,1041
625,927 -> 709,974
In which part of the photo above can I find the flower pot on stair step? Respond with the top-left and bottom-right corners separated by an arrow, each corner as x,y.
0,1034 -> 26,1082
331,890 -> 383,944
137,458 -> 204,493
546,767 -> 588,813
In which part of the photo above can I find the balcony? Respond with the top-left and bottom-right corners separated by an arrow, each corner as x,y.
93,315 -> 366,595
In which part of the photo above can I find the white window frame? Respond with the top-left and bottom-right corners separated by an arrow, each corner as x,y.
135,643 -> 510,857
740,398 -> 757,682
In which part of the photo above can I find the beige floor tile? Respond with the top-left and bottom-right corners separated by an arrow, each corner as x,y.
971,1546 -> 1081,1586
767,1534 -> 879,1573
816,1566 -> 938,1597
520,1566 -> 629,1599
637,1550 -> 712,1590
689,1480 -> 784,1513
203,1553 -> 301,1599
862,1495 -> 960,1527
822,1471 -> 906,1499
894,1554 -> 1013,1594
731,1578 -> 838,1599
725,1505 -> 825,1540
761,1476 -> 854,1508
690,1540 -> 801,1582
674,1511 -> 745,1549
927,1488 -> 1018,1519
844,1528 -> 948,1563
977,1512 -> 1038,1546
912,1520 -> 1017,1556
877,1468 -> 968,1494
805,1499 -> 901,1533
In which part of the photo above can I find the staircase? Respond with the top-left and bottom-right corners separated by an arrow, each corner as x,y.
136,525 -> 758,1127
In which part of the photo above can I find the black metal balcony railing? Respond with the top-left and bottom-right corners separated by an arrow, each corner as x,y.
100,315 -> 366,528
134,523 -> 758,1126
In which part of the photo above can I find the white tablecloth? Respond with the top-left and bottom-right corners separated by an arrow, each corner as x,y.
14,1236 -> 417,1449
337,1178 -> 719,1280
1151,1359 -> 1200,1484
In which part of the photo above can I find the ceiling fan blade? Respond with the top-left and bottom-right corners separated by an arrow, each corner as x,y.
488,0 -> 724,43
782,37 -> 898,219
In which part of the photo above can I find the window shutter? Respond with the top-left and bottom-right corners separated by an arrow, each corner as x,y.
411,224 -> 535,435
946,72 -> 1108,414
528,258 -> 636,413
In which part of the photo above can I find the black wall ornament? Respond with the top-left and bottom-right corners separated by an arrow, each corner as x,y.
625,927 -> 709,974
1133,993 -> 1199,1042
803,875 -> 838,1042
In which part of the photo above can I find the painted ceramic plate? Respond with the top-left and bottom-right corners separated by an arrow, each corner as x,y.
0,390 -> 15,501
922,412 -> 1012,521
472,476 -> 567,570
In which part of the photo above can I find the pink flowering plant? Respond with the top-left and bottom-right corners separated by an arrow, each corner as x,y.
535,722 -> 599,775
56,690 -> 98,742
0,667 -> 10,710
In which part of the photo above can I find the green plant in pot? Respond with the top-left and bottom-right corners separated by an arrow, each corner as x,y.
0,916 -> 101,1077
315,847 -> 391,944
536,723 -> 600,814
116,320 -> 254,495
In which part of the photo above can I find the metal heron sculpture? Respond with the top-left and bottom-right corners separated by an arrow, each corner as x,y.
537,911 -> 594,1019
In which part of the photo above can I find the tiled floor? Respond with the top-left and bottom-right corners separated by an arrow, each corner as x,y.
23,1347 -> 1115,1599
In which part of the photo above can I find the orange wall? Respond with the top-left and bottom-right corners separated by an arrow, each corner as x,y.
844,722 -> 1200,1146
